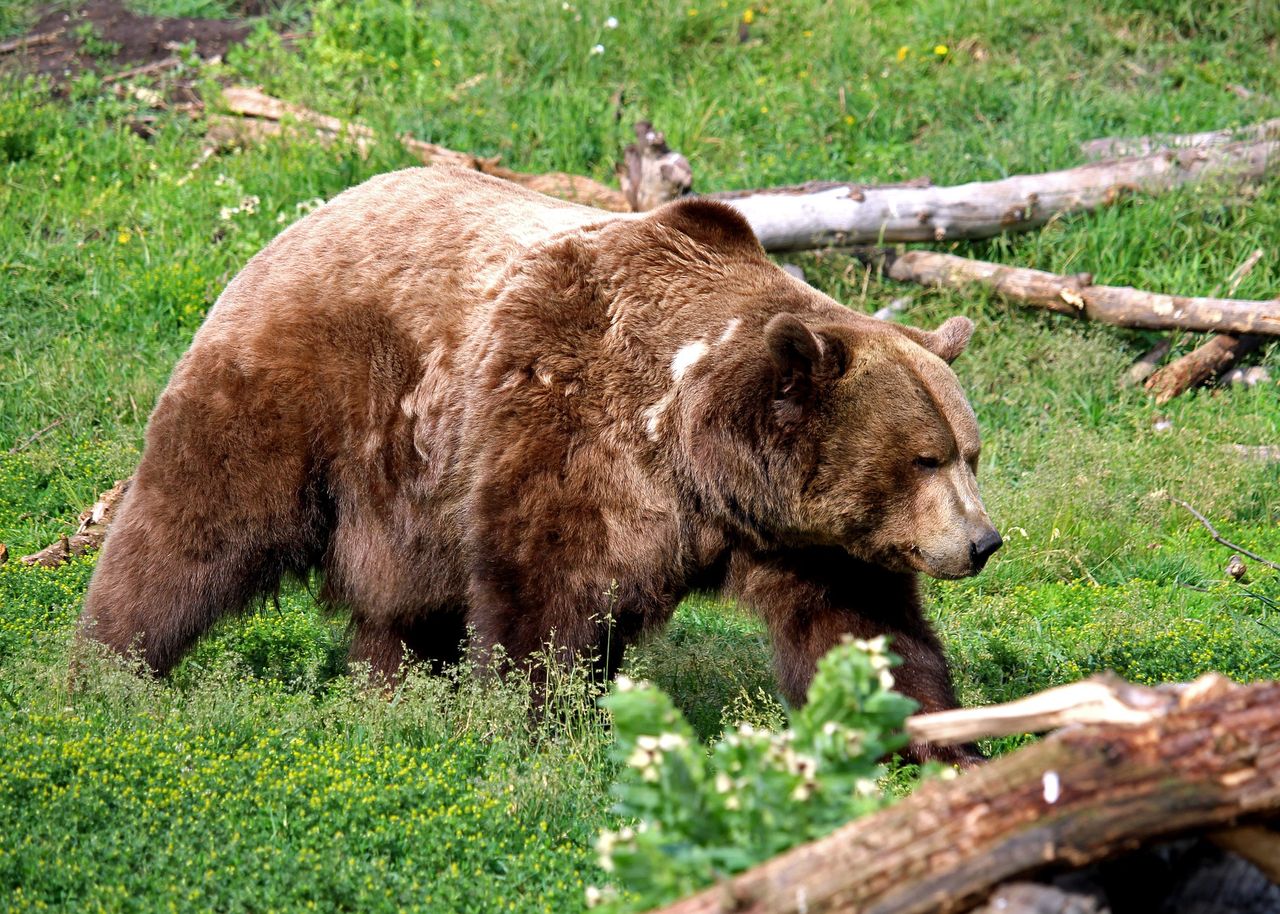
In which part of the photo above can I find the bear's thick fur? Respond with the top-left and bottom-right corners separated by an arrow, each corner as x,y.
81,166 -> 999,761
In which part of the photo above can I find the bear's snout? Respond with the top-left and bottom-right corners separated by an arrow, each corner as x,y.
968,528 -> 1003,574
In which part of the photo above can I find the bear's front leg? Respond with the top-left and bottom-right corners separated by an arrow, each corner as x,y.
725,546 -> 981,767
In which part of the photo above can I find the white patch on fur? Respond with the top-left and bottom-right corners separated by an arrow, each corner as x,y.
717,319 -> 741,345
671,341 -> 708,381
1042,770 -> 1061,805
643,402 -> 665,440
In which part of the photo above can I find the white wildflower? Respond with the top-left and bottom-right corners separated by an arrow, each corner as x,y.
636,735 -> 659,751
615,674 -> 635,692
590,43 -> 605,55
791,782 -> 814,801
657,733 -> 687,751
715,772 -> 733,794
585,886 -> 603,908
854,778 -> 878,797
605,16 -> 618,28
641,765 -> 660,783
878,668 -> 895,690
724,794 -> 740,810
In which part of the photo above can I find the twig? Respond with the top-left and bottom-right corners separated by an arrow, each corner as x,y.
102,56 -> 182,85
8,418 -> 64,454
1169,497 -> 1280,572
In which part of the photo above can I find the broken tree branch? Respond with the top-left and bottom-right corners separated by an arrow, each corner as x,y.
1143,248 -> 1268,402
19,479 -> 130,568
1168,497 -> 1280,573
1080,118 -> 1280,159
217,87 -> 631,211
1144,333 -> 1265,403
878,249 -> 1280,336
654,677 -> 1280,914
710,138 -> 1279,250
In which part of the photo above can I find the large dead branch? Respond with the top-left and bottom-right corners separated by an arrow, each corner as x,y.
879,249 -> 1280,336
618,120 -> 693,211
217,87 -> 631,211
654,676 -> 1280,914
1080,118 -> 1280,159
710,138 -> 1278,250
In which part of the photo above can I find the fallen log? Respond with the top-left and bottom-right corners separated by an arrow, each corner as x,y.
654,676 -> 1280,914
1141,248 -> 1268,402
1080,118 -> 1280,159
878,249 -> 1280,337
19,479 -> 130,568
1144,333 -> 1265,404
710,138 -> 1279,250
216,87 -> 631,211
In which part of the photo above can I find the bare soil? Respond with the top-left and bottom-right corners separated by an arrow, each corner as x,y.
2,0 -> 254,82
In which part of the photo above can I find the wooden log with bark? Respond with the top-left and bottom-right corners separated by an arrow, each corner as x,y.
216,87 -> 631,211
877,249 -> 1280,337
653,675 -> 1280,914
710,138 -> 1279,251
1144,333 -> 1266,404
1142,249 -> 1269,402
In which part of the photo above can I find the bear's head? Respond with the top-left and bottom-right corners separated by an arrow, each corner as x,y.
617,197 -> 1001,580
757,311 -> 1001,579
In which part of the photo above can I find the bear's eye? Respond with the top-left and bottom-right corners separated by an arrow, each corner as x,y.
914,456 -> 942,470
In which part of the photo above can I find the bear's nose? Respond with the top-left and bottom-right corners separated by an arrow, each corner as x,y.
969,529 -> 1003,572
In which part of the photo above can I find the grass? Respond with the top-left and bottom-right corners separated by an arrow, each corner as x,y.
2,0 -> 1279,910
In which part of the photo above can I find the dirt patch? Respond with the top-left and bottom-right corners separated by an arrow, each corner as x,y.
2,0 -> 254,82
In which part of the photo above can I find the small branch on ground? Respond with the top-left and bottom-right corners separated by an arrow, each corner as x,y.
1080,118 -> 1280,159
709,137 -> 1279,250
1168,497 -> 1280,572
216,87 -> 632,211
0,29 -> 62,55
8,418 -> 65,454
877,249 -> 1280,337
101,56 -> 181,84
19,479 -> 131,568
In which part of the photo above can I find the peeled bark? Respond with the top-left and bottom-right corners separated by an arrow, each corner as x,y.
654,678 -> 1280,914
881,250 -> 1280,337
20,479 -> 130,568
711,139 -> 1279,251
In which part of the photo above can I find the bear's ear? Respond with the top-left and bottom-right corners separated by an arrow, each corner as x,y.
764,314 -> 850,418
890,315 -> 974,364
648,198 -> 764,258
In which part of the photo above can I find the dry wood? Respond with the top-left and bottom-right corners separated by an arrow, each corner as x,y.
710,138 -> 1279,250
880,249 -> 1280,337
618,120 -> 693,211
1168,497 -> 1280,573
1144,333 -> 1265,403
217,87 -> 631,211
1142,249 -> 1268,402
1080,118 -> 1280,159
903,673 -> 1228,746
20,479 -> 130,568
102,56 -> 182,84
654,677 -> 1280,914
0,28 -> 61,55
1209,826 -> 1280,883
1123,338 -> 1171,386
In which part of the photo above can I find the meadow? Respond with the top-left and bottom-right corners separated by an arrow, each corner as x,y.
2,0 -> 1279,910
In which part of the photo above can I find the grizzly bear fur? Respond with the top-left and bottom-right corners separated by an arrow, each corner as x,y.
81,166 -> 1000,762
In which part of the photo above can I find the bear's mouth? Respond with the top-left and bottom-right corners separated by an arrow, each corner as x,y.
904,544 -> 975,580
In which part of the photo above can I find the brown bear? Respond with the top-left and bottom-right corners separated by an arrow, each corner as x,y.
80,166 -> 1000,762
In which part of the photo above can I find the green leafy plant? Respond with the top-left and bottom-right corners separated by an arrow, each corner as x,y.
592,637 -> 918,911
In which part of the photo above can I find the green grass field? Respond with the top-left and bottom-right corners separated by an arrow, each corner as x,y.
2,0 -> 1279,910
